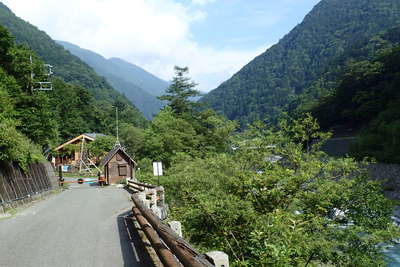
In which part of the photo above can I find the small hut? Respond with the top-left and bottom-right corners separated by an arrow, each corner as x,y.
54,133 -> 104,169
100,145 -> 136,184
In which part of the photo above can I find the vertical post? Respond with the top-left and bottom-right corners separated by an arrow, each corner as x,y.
168,221 -> 183,238
30,56 -> 34,91
115,107 -> 121,147
205,251 -> 229,267
116,107 -> 119,144
153,162 -> 163,185
58,166 -> 64,187
97,171 -> 102,187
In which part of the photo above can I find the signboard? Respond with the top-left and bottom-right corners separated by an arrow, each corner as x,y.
153,162 -> 163,176
62,165 -> 70,172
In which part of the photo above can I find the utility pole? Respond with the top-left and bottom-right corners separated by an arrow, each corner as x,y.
115,107 -> 121,147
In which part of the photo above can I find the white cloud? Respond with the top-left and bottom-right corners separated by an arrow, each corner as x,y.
192,0 -> 216,5
2,0 -> 266,92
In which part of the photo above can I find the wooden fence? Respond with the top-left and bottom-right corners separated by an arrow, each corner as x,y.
0,161 -> 58,212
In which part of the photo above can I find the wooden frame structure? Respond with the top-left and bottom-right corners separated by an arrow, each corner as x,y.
54,133 -> 103,172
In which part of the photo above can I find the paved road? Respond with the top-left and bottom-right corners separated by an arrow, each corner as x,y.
0,184 -> 154,267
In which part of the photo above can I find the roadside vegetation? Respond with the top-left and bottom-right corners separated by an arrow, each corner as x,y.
135,66 -> 400,266
0,25 -> 146,170
0,22 -> 398,266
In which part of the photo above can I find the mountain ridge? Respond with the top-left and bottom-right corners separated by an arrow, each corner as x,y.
202,0 -> 400,126
57,40 -> 167,119
0,2 -> 147,127
0,2 -> 149,134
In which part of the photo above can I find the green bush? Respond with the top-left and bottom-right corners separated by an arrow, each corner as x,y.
157,117 -> 398,266
0,119 -> 44,170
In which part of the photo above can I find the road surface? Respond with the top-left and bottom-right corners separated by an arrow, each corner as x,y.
0,183 -> 154,267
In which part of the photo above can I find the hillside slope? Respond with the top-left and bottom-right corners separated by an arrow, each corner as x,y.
57,41 -> 166,119
202,0 -> 400,126
0,2 -> 147,126
308,27 -> 400,163
107,57 -> 168,97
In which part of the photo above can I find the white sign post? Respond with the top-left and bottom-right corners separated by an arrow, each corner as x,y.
153,161 -> 163,185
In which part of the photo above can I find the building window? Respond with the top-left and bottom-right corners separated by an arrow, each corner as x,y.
118,165 -> 127,176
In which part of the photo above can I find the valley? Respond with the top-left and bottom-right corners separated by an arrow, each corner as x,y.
0,0 -> 400,266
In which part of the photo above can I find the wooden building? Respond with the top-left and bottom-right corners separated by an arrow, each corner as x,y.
100,145 -> 136,184
54,133 -> 103,169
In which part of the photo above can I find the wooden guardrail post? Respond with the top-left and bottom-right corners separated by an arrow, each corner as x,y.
132,194 -> 214,267
132,205 -> 181,267
128,179 -> 229,266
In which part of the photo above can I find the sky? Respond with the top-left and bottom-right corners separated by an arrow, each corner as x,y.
2,0 -> 321,92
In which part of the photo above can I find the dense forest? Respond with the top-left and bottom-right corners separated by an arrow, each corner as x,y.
131,67 -> 399,266
58,41 -> 167,119
0,1 -> 399,266
202,0 -> 400,126
308,29 -> 400,163
0,25 -> 146,169
0,3 -> 146,126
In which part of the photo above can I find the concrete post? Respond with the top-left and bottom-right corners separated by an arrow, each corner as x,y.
168,221 -> 183,238
206,251 -> 229,267
137,192 -> 151,209
149,189 -> 157,207
151,206 -> 163,219
137,192 -> 146,202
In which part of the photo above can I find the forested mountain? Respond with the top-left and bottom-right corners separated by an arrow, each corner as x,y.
0,24 -> 146,169
0,2 -> 147,125
57,41 -> 167,119
309,27 -> 400,163
107,57 -> 168,97
202,0 -> 400,126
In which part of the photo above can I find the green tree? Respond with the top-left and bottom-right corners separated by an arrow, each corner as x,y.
0,119 -> 44,169
119,123 -> 144,158
159,66 -> 200,115
87,135 -> 116,162
152,116 -> 398,266
142,107 -> 199,166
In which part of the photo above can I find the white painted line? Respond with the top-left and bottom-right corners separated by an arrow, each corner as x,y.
131,242 -> 140,262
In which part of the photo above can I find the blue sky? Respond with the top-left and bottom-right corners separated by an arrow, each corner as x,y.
2,0 -> 321,91
187,0 -> 320,50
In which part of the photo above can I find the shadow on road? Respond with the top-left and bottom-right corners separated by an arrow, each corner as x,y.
117,210 -> 155,267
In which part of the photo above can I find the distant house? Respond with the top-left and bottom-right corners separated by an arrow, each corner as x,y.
100,145 -> 136,184
54,133 -> 104,169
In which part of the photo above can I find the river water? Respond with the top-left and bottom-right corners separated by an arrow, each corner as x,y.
386,245 -> 400,266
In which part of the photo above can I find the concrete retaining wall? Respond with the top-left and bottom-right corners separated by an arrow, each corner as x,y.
365,163 -> 400,200
321,137 -> 356,157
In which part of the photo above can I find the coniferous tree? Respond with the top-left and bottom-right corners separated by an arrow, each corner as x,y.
159,66 -> 200,115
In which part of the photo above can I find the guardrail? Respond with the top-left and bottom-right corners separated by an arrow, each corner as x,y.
127,179 -> 167,219
127,179 -> 157,191
127,179 -> 229,267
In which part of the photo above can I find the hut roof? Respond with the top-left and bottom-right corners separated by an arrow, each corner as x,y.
100,145 -> 137,167
55,133 -> 98,151
84,133 -> 105,139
